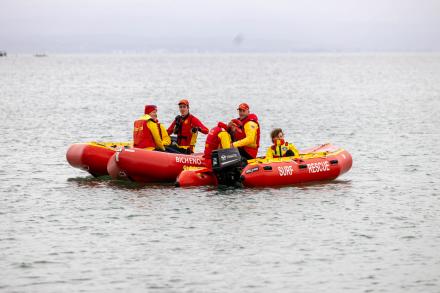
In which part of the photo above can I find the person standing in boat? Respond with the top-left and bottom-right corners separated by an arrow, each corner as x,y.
133,105 -> 171,151
167,99 -> 209,154
231,103 -> 260,159
265,128 -> 299,159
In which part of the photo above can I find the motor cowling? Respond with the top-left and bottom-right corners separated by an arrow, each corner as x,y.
211,148 -> 243,186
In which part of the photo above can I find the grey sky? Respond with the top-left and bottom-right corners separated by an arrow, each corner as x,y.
1,0 -> 440,52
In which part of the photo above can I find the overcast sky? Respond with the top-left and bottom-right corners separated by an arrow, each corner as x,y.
1,0 -> 440,52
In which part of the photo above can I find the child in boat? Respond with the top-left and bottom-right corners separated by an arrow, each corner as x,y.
265,128 -> 299,159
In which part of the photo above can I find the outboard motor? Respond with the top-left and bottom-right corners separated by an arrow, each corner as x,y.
211,148 -> 243,186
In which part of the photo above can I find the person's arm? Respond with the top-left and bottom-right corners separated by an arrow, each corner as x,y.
147,121 -> 165,151
192,116 -> 209,134
161,124 -> 171,146
232,121 -> 258,148
218,131 -> 231,149
167,120 -> 176,135
265,146 -> 274,159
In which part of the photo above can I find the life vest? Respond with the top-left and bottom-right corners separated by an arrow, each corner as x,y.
203,123 -> 229,168
270,141 -> 291,158
205,124 -> 227,153
233,113 -> 260,158
133,114 -> 162,149
174,114 -> 196,147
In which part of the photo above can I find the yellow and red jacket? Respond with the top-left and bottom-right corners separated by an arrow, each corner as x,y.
265,140 -> 299,159
133,114 -> 170,151
167,114 -> 209,151
232,114 -> 260,158
204,122 -> 232,168
204,123 -> 231,157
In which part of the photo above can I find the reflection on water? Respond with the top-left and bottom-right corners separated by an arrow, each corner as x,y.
1,54 -> 440,292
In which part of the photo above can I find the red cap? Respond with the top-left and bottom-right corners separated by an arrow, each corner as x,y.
144,105 -> 157,114
237,103 -> 249,111
178,99 -> 189,106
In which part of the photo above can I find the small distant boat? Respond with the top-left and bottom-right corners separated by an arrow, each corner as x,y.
0,51 -> 6,57
34,53 -> 47,57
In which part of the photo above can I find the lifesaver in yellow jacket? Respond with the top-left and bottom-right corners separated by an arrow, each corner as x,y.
232,113 -> 260,158
265,139 -> 299,159
133,105 -> 170,151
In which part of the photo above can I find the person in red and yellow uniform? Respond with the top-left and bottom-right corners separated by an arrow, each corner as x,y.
167,99 -> 209,154
231,103 -> 260,159
203,121 -> 242,169
265,128 -> 299,159
133,105 -> 171,151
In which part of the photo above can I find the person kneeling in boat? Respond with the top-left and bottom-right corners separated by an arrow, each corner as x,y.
265,128 -> 299,159
167,99 -> 209,154
133,105 -> 171,151
231,103 -> 260,159
203,122 -> 234,169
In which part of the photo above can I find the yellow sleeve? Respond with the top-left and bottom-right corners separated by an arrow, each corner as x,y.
160,124 -> 171,146
265,146 -> 274,159
232,121 -> 258,148
147,120 -> 165,151
218,131 -> 231,149
288,143 -> 299,157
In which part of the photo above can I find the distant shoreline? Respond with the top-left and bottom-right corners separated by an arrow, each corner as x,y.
2,51 -> 440,56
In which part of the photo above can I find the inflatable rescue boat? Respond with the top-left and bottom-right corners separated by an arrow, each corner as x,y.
66,142 -> 131,177
107,147 -> 206,183
176,144 -> 352,187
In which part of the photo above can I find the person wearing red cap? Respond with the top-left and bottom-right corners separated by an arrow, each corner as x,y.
167,99 -> 209,154
203,121 -> 237,169
231,103 -> 260,159
133,105 -> 171,151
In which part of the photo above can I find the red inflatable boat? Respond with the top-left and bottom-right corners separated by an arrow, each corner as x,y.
107,148 -> 206,183
241,144 -> 352,187
66,142 -> 131,177
176,144 -> 352,187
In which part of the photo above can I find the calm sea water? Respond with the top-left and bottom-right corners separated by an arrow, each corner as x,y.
1,53 -> 439,292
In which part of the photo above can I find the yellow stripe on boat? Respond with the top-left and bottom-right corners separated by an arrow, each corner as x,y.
86,141 -> 132,150
247,148 -> 345,165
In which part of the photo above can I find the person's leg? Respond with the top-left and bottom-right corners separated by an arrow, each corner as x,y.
165,145 -> 184,153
